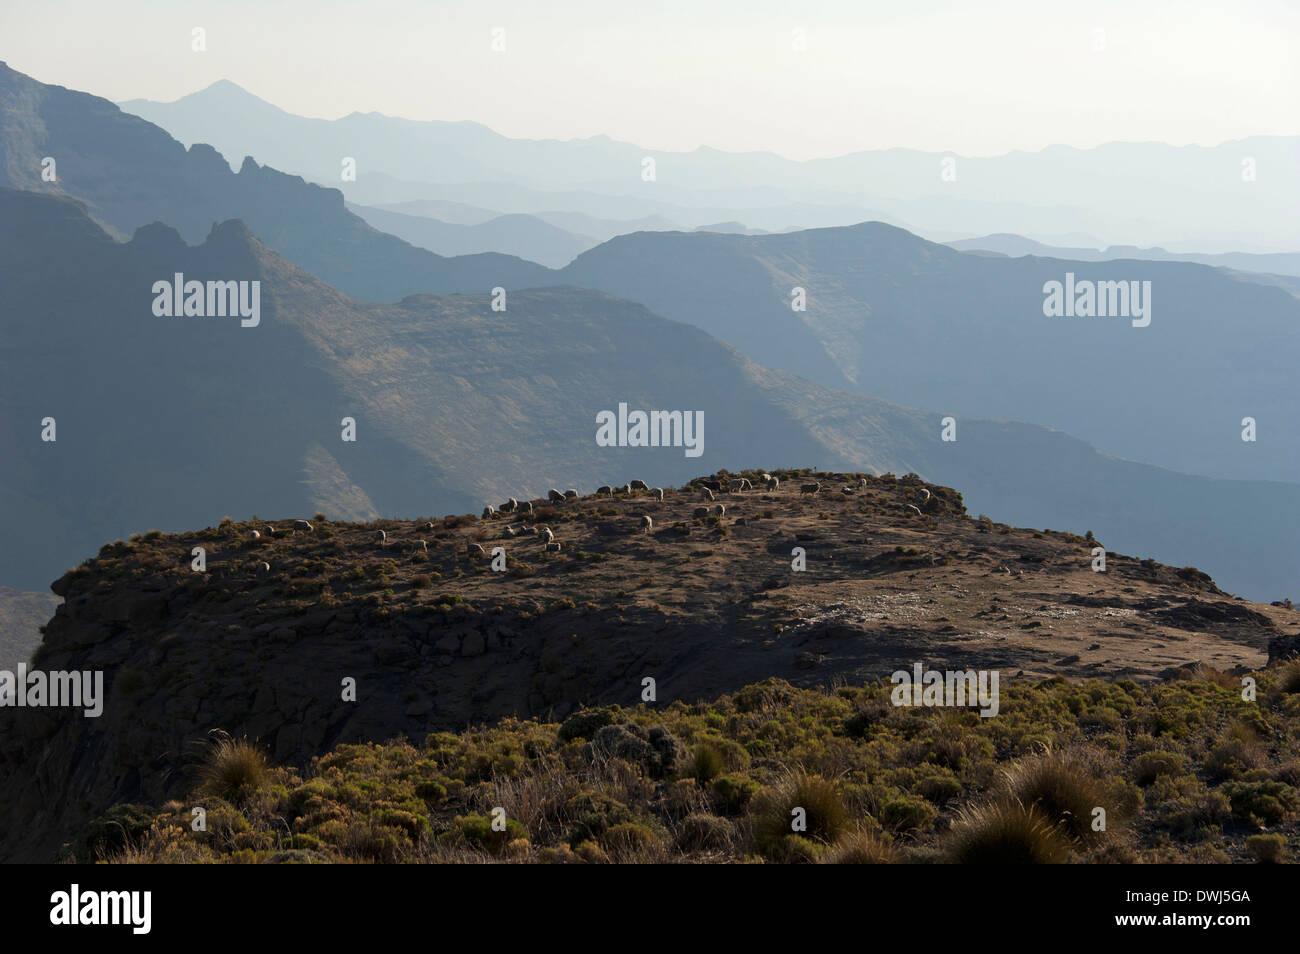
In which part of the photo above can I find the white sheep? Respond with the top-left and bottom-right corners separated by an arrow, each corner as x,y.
540,527 -> 555,545
249,530 -> 260,540
713,504 -> 726,517
257,561 -> 270,573
482,505 -> 496,519
376,529 -> 387,545
640,515 -> 653,533
766,476 -> 780,491
651,487 -> 664,501
906,504 -> 923,517
693,506 -> 710,518
467,542 -> 487,557
263,525 -> 276,536
564,488 -> 579,499
919,488 -> 931,504
545,541 -> 562,553
548,489 -> 564,502
597,485 -> 613,497
293,519 -> 314,532
630,479 -> 649,491
700,487 -> 716,501
800,482 -> 821,494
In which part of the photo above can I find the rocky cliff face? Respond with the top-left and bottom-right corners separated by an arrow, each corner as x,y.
0,470 -> 1291,861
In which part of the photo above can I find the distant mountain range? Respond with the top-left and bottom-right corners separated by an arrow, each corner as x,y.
0,62 -> 549,301
950,232 -> 1300,281
119,78 -> 1300,250
348,203 -> 596,268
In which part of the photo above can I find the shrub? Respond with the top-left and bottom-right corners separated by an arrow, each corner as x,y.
196,735 -> 268,804
712,774 -> 760,815
1220,780 -> 1300,827
457,814 -> 527,855
750,772 -> 849,851
675,813 -> 734,852
683,743 -> 726,783
945,801 -> 1071,864
880,795 -> 938,832
557,706 -> 617,742
997,751 -> 1106,842
818,830 -> 898,864
1245,833 -> 1287,864
1131,750 -> 1186,786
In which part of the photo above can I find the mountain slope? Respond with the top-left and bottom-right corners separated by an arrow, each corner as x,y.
560,224 -> 1300,484
348,203 -> 595,267
0,62 -> 549,301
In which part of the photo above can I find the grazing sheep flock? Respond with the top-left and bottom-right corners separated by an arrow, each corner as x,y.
242,473 -> 940,580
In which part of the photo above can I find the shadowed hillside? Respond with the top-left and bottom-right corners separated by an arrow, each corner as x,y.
2,470 -> 1296,862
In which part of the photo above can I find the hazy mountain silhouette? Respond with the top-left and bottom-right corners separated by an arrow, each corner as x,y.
559,224 -> 1300,484
950,232 -> 1300,281
120,79 -> 1300,249
349,203 -> 596,267
0,62 -> 549,301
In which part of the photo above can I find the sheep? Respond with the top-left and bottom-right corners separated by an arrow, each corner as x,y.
545,541 -> 563,553
564,488 -> 579,500
630,479 -> 649,491
766,476 -> 780,491
760,472 -> 773,483
730,478 -> 751,492
249,530 -> 261,540
293,519 -> 314,532
548,489 -> 564,503
918,488 -> 931,504
596,485 -> 613,497
376,529 -> 388,545
622,483 -> 634,495
693,506 -> 710,518
482,505 -> 496,519
906,504 -> 923,517
500,497 -> 518,513
424,521 -> 435,531
651,487 -> 664,501
257,561 -> 271,573
639,515 -> 654,533
418,540 -> 428,551
700,487 -> 716,501
540,527 -> 555,545
712,504 -> 726,517
503,526 -> 517,538
520,501 -> 533,514
800,482 -> 821,494
857,477 -> 869,490
467,542 -> 487,558
263,525 -> 276,536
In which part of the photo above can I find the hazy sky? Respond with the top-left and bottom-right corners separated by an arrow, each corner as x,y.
4,0 -> 1298,160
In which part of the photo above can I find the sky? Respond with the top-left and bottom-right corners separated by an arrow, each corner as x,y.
3,0 -> 1299,160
